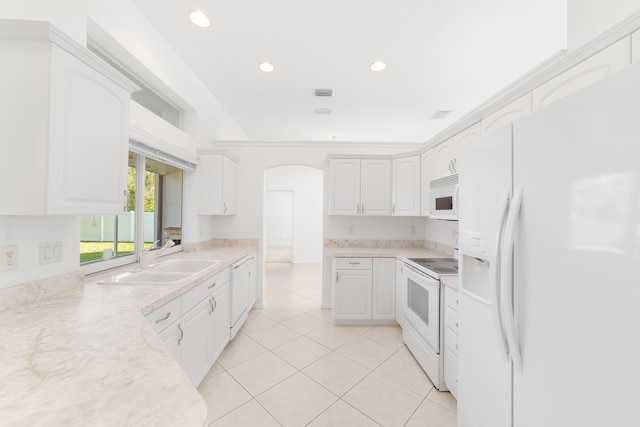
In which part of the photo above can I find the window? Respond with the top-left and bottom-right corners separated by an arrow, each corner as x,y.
80,150 -> 183,273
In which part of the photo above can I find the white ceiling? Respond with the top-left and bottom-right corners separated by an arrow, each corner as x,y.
132,0 -> 566,143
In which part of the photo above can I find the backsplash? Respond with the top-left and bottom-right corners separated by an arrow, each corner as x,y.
324,239 -> 455,255
184,238 -> 259,252
0,270 -> 84,311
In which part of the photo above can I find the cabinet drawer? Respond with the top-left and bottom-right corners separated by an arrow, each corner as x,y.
146,297 -> 182,333
445,285 -> 459,311
182,268 -> 231,310
445,306 -> 458,332
335,258 -> 373,270
445,325 -> 458,356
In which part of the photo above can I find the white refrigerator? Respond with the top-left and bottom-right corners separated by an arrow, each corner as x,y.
457,64 -> 640,427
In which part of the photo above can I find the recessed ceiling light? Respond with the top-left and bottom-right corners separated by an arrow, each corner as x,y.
370,61 -> 386,72
258,62 -> 275,73
189,10 -> 211,28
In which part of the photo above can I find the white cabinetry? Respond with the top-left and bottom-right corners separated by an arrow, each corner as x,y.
481,94 -> 532,135
247,254 -> 257,309
328,158 -> 391,215
372,258 -> 396,320
533,37 -> 630,110
444,284 -> 459,398
433,139 -> 456,180
0,20 -> 137,215
633,30 -> 640,64
198,152 -> 237,215
146,267 -> 231,387
453,124 -> 481,167
395,259 -> 406,326
333,257 -> 396,324
391,156 -> 421,216
420,150 -> 436,216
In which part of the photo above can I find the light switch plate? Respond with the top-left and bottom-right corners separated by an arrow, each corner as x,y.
40,241 -> 62,265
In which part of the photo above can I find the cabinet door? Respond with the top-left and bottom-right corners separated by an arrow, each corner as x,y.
48,45 -> 130,214
395,259 -> 406,326
452,124 -> 481,175
481,94 -> 532,135
181,298 -> 212,386
532,37 -> 630,110
391,156 -> 420,216
329,159 -> 360,215
231,261 -> 250,329
420,150 -> 435,216
211,284 -> 231,361
158,321 -> 182,365
247,254 -> 257,309
434,139 -> 455,179
334,270 -> 372,320
444,347 -> 458,398
360,158 -> 391,215
372,258 -> 395,320
221,155 -> 237,215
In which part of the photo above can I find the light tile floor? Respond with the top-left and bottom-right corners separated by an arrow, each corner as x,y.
198,263 -> 457,427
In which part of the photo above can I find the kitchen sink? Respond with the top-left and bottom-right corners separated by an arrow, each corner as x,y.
99,258 -> 221,285
114,271 -> 192,285
151,259 -> 221,273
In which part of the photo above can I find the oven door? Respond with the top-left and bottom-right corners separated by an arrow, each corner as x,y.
404,264 -> 441,353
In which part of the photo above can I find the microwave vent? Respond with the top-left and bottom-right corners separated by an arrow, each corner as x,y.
430,174 -> 458,189
314,88 -> 334,97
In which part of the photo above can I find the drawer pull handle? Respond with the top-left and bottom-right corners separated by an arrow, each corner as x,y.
208,282 -> 216,289
456,322 -> 458,328
178,324 -> 184,345
155,312 -> 171,323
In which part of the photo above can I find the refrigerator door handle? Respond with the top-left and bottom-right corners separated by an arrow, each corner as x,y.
491,188 -> 511,362
501,186 -> 524,374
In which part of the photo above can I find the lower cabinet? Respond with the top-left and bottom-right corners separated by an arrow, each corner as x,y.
443,284 -> 459,398
333,257 -> 395,323
148,268 -> 231,387
395,259 -> 406,327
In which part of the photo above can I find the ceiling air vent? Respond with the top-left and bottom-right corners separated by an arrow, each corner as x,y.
432,110 -> 451,119
314,108 -> 332,115
314,88 -> 334,97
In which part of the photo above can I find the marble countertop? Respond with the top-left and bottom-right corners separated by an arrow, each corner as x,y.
0,246 -> 256,427
324,246 -> 450,259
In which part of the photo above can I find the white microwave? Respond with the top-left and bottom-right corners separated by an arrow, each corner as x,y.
428,174 -> 458,220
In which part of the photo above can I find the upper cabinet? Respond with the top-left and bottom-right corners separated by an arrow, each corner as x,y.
420,150 -> 435,216
431,123 -> 481,182
198,152 -> 237,215
433,138 -> 456,180
391,155 -> 420,216
328,158 -> 391,216
481,94 -> 532,135
0,20 -> 138,215
532,37 -> 630,110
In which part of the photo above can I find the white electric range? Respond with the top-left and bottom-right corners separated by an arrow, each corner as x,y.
401,257 -> 458,390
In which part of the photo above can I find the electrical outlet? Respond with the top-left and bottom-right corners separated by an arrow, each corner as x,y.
1,245 -> 18,272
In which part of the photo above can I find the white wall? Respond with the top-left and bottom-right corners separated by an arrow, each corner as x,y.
568,0 -> 640,50
265,166 -> 324,263
0,0 -> 242,287
0,217 -> 79,287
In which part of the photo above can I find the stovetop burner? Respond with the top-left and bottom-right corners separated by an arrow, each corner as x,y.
404,257 -> 458,278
